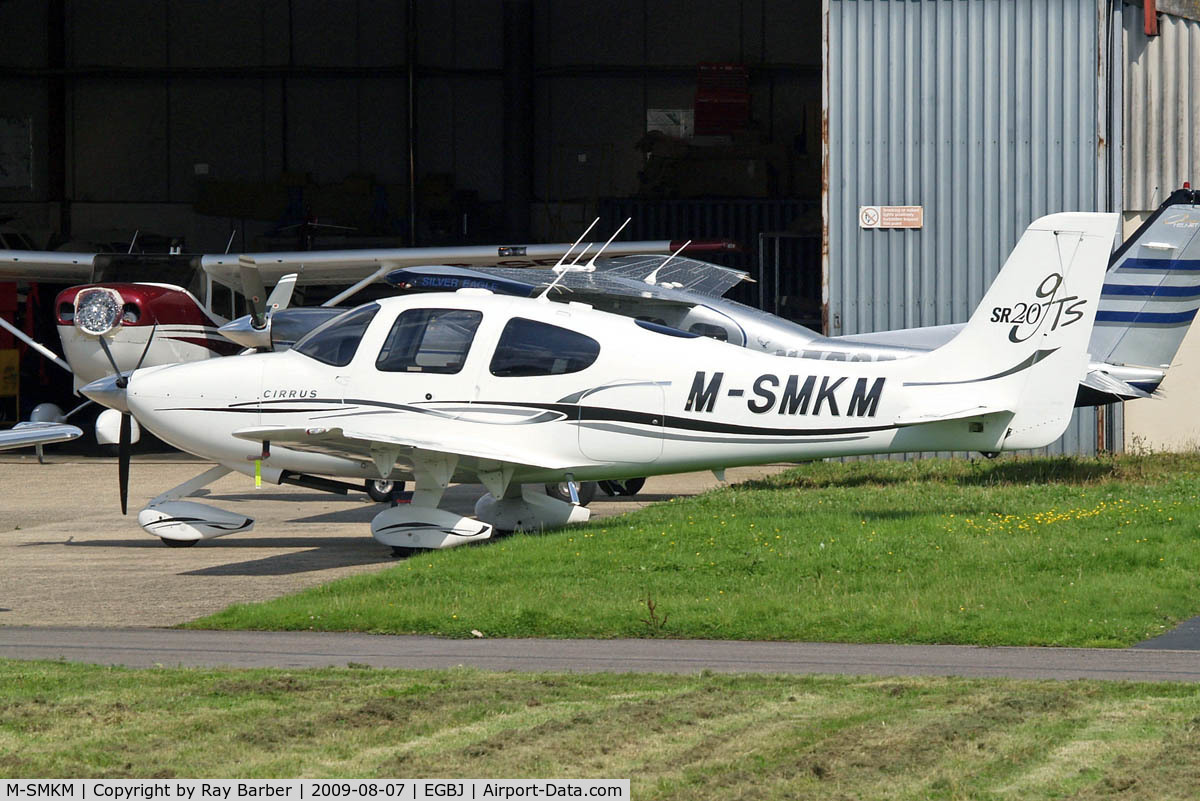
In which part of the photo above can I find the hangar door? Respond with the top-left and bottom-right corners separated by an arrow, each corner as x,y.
823,0 -> 1119,455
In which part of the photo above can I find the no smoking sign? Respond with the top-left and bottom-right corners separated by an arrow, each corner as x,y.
859,205 -> 923,229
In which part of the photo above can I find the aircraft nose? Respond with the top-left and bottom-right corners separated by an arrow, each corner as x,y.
80,373 -> 129,413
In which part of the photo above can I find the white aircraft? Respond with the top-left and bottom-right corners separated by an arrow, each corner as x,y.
0,228 -> 730,454
81,211 -> 1117,551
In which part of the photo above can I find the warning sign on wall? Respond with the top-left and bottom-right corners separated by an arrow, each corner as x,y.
859,205 -> 923,229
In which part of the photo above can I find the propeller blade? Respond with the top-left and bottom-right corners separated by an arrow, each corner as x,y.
132,323 -> 157,372
239,257 -> 268,329
118,412 -> 131,515
97,335 -> 123,378
265,273 -> 298,313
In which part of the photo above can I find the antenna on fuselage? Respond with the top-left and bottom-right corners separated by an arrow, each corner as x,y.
566,242 -> 595,267
537,217 -> 634,301
224,229 -> 237,255
583,217 -> 631,271
551,217 -> 600,272
644,239 -> 690,286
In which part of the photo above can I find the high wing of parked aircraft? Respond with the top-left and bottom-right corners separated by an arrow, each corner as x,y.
80,211 -> 1117,551
0,237 -> 734,291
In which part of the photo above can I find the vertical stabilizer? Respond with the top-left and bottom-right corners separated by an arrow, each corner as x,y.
901,212 -> 1119,449
1091,187 -> 1200,374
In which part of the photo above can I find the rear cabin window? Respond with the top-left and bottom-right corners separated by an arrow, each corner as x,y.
489,317 -> 600,377
292,303 -> 379,367
376,308 -> 482,374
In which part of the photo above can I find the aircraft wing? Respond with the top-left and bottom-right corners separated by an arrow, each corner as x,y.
494,255 -> 750,301
389,256 -> 750,313
0,422 -> 83,452
0,251 -> 98,283
231,424 -> 579,472
203,240 -> 731,290
0,239 -> 737,292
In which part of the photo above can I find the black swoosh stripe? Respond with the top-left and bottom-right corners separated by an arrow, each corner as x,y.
375,521 -> 488,538
159,397 -> 897,438
143,516 -> 252,532
902,348 -> 1058,387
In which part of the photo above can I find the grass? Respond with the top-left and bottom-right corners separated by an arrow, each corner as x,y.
6,658 -> 1200,799
191,453 -> 1200,647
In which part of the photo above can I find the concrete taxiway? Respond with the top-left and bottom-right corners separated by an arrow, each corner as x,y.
3,626 -> 1200,681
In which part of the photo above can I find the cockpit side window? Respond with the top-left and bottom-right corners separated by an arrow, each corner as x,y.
376,308 -> 482,374
292,303 -> 379,366
489,317 -> 600,377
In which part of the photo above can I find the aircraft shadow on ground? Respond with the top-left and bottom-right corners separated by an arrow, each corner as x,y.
179,538 -> 393,576
599,493 -> 676,503
207,491 -> 371,503
287,508 -> 391,524
20,535 -> 394,575
19,538 -> 162,549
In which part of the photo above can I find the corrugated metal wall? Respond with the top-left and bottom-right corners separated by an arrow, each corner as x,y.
825,0 -> 1118,455
1123,3 -> 1200,211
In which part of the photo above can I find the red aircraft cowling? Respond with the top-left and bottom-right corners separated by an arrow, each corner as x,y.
55,283 -> 242,358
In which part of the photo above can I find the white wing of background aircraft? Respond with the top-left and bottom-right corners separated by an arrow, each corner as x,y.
0,421 -> 82,452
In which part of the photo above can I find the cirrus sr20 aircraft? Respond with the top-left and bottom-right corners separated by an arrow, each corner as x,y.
81,211 -> 1117,553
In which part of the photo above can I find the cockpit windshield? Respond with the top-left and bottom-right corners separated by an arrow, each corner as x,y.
292,303 -> 380,366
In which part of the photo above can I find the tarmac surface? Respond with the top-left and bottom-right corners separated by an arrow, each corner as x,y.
3,627 -> 1200,681
0,454 -> 780,627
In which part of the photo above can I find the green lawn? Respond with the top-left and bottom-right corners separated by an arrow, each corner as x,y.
5,659 -> 1200,800
191,453 -> 1200,647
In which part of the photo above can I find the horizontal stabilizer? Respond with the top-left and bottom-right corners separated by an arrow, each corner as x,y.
894,406 -> 1012,427
1080,368 -> 1156,400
